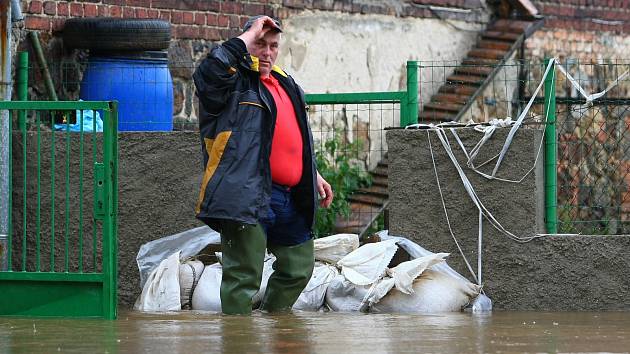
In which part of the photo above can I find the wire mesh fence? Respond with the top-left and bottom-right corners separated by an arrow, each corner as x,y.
23,53 -> 630,235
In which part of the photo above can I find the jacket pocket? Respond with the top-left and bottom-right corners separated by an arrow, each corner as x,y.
237,90 -> 265,132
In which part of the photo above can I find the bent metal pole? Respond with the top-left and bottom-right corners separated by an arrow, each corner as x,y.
0,0 -> 12,271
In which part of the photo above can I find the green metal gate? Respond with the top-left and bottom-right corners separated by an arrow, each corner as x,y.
0,100 -> 118,319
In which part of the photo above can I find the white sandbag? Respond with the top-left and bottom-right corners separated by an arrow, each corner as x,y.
252,256 -> 276,306
135,251 -> 181,312
136,226 -> 220,288
324,274 -> 371,312
293,264 -> 339,311
313,234 -> 360,264
191,263 -> 223,312
387,253 -> 449,294
337,239 -> 398,286
370,269 -> 482,313
179,259 -> 205,309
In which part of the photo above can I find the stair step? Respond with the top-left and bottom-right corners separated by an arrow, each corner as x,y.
356,185 -> 388,198
477,40 -> 512,51
462,57 -> 499,66
482,31 -> 521,42
348,194 -> 387,207
489,19 -> 533,33
424,102 -> 464,113
419,110 -> 456,122
431,93 -> 470,104
455,66 -> 493,76
438,84 -> 478,96
446,74 -> 484,85
371,175 -> 388,187
371,165 -> 388,177
468,49 -> 508,60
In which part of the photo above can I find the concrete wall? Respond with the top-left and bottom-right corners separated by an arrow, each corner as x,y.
11,132 -> 204,307
386,128 -> 630,310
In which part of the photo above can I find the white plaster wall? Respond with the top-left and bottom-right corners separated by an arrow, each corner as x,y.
276,11 -> 484,169
277,11 -> 483,94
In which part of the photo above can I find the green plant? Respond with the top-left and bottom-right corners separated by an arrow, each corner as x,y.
313,132 -> 372,237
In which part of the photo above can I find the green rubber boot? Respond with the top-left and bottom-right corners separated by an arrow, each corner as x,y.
219,221 -> 267,315
260,239 -> 315,312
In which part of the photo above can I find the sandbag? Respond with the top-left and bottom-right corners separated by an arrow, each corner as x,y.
338,239 -> 398,286
313,234 -> 360,264
179,259 -> 205,309
191,263 -> 223,312
387,253 -> 449,294
191,255 -> 276,312
324,274 -> 371,312
370,269 -> 482,313
135,251 -> 181,312
293,264 -> 339,311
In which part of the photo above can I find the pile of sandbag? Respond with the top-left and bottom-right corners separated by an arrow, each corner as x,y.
134,227 -> 491,313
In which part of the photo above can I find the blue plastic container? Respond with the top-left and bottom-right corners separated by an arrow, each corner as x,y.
80,52 -> 173,131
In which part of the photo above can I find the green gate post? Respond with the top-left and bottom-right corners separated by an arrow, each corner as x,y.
406,61 -> 419,126
543,58 -> 558,234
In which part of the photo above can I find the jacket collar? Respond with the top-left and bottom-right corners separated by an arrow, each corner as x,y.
247,55 -> 288,78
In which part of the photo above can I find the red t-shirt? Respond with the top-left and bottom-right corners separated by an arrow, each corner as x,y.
261,75 -> 303,187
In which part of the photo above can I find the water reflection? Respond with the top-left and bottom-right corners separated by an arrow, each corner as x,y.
1,311 -> 630,353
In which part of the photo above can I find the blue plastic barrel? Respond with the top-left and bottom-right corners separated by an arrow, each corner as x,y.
80,52 -> 173,131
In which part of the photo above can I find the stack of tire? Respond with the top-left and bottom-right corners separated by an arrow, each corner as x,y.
63,18 -> 173,132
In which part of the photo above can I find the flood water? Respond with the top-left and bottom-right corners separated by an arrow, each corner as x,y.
2,310 -> 630,353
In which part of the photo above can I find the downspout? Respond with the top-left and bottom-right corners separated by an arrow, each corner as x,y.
1,0 -> 13,271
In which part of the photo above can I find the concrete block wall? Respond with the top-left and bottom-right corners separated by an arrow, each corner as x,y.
386,128 -> 630,310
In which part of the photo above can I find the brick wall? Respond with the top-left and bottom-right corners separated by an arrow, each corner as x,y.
22,0 -> 486,41
534,0 -> 630,34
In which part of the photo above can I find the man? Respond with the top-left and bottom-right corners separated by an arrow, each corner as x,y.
193,15 -> 333,315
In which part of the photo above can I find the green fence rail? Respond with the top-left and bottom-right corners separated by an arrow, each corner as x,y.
305,90 -> 411,237
0,100 -> 118,319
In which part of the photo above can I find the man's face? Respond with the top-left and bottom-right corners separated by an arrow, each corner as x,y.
251,30 -> 280,77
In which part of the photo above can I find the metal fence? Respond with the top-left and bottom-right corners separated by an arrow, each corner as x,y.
0,100 -> 118,319
26,52 -> 630,235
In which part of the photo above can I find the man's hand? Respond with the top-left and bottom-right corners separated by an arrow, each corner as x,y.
316,171 -> 333,208
237,16 -> 277,51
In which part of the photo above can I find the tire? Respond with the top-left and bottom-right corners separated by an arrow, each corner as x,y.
63,18 -> 171,51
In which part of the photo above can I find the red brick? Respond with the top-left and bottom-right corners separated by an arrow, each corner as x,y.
172,11 -> 183,24
153,0 -> 194,10
103,0 -> 126,5
196,0 -> 221,11
109,5 -> 122,17
98,5 -> 109,16
51,17 -> 65,31
194,13 -> 206,25
202,27 -> 221,41
218,14 -> 229,27
84,4 -> 97,17
123,7 -> 135,18
147,9 -> 159,18
70,3 -> 83,16
57,2 -> 69,16
183,11 -> 194,24
221,1 -> 242,14
207,13 -> 218,26
159,10 -> 171,21
43,1 -> 56,15
25,16 -> 50,30
243,3 -> 265,15
136,8 -> 148,18
228,14 -> 240,28
240,16 -> 248,27
127,0 -> 151,6
174,25 -> 200,39
28,1 -> 42,14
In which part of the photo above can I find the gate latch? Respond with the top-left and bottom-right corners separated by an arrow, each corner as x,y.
94,163 -> 105,220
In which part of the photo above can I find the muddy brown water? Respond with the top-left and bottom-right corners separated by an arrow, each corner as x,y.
2,311 -> 630,353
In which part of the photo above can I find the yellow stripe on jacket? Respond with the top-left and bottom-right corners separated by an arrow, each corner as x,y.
195,131 -> 232,215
